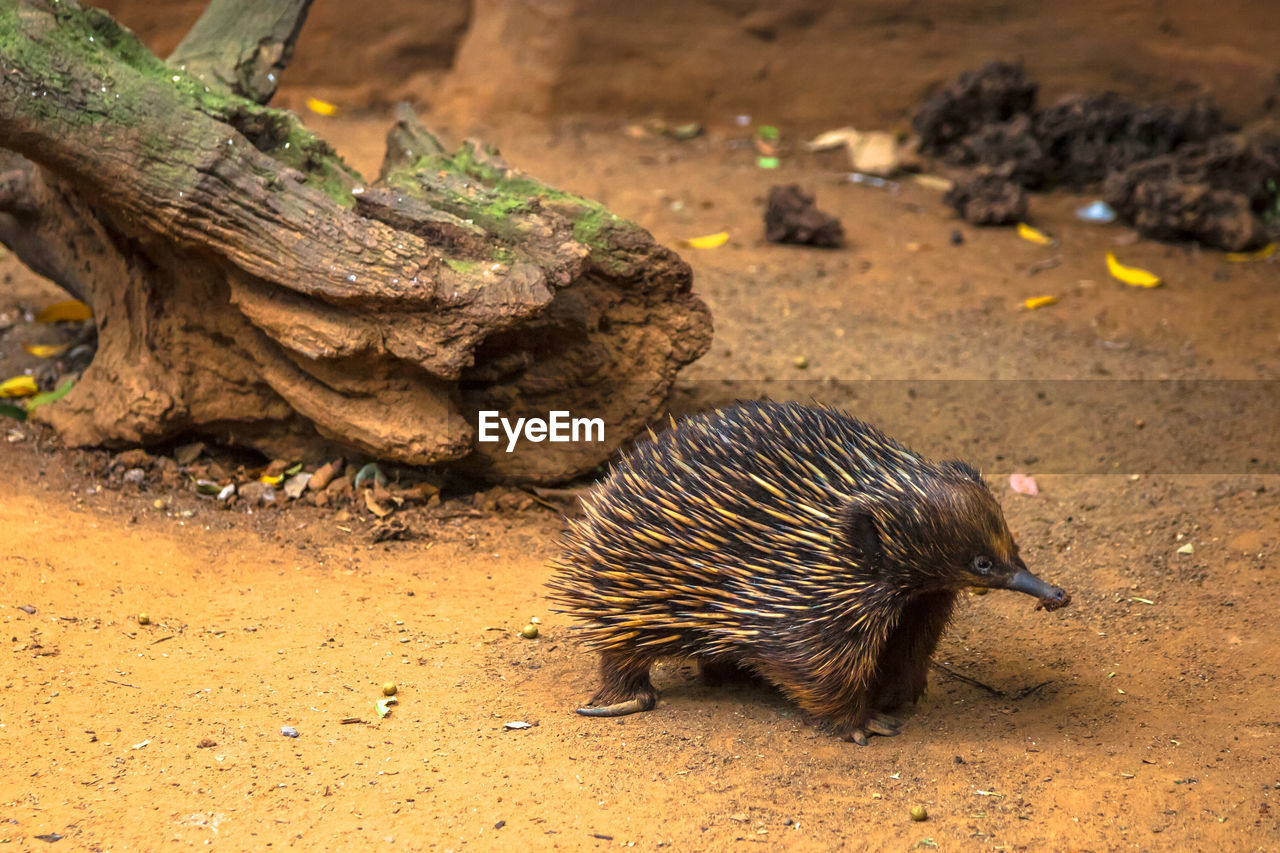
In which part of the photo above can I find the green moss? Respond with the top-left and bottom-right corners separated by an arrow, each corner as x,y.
0,3 -> 362,207
442,258 -> 481,274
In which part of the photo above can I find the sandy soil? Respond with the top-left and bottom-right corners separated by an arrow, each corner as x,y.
3,108 -> 1280,853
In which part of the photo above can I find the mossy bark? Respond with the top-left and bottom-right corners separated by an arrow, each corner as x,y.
0,0 -> 712,483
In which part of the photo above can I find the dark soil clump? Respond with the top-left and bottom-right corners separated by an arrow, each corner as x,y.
764,185 -> 845,248
915,62 -> 1279,249
943,167 -> 1027,226
1104,132 -> 1280,251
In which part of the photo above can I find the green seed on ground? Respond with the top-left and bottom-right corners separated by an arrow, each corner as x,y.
382,682 -> 397,697
137,614 -> 151,626
521,624 -> 539,639
910,805 -> 928,822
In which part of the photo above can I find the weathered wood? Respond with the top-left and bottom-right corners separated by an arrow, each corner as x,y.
169,0 -> 313,104
0,0 -> 712,483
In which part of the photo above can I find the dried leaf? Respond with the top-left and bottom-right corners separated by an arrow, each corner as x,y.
1106,251 -> 1162,288
22,342 -> 71,358
364,489 -> 393,518
35,299 -> 93,323
1016,223 -> 1057,247
680,231 -> 730,249
306,97 -> 338,116
1225,242 -> 1276,262
0,375 -> 39,398
1023,295 -> 1058,310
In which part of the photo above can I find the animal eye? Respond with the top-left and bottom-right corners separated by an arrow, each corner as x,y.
972,555 -> 994,574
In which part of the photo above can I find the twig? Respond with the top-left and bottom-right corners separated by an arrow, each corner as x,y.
105,679 -> 140,689
530,486 -> 590,501
931,662 -> 1004,697
1011,680 -> 1052,700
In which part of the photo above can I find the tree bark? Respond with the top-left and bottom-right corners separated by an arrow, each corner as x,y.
0,0 -> 712,483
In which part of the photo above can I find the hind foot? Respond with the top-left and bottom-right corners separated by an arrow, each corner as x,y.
577,651 -> 657,718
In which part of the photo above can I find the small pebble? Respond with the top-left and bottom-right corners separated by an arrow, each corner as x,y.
1176,543 -> 1194,555
910,805 -> 928,822
152,498 -> 166,510
281,726 -> 299,738
521,624 -> 539,639
137,613 -> 151,626
792,356 -> 809,369
382,682 -> 398,697
949,228 -> 964,246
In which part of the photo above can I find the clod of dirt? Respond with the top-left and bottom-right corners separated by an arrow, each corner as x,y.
943,168 -> 1027,225
1034,93 -> 1227,188
943,114 -> 1047,189
1104,132 -> 1280,251
913,60 -> 1038,155
764,185 -> 845,247
914,63 -> 1272,250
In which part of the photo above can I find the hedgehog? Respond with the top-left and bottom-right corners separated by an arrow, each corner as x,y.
547,400 -> 1070,744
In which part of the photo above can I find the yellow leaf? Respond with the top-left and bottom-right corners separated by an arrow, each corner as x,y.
1024,295 -> 1059,310
1105,251 -> 1162,288
680,231 -> 730,249
1224,242 -> 1276,262
1016,223 -> 1057,247
306,97 -> 339,116
0,375 -> 39,398
260,474 -> 283,486
22,342 -> 71,358
35,300 -> 92,323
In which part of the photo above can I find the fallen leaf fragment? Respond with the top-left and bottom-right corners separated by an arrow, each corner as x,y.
22,342 -> 71,358
26,378 -> 74,410
0,375 -> 38,398
1176,543 -> 1194,555
1016,223 -> 1057,246
1106,251 -> 1162,288
1009,473 -> 1039,495
1023,295 -> 1058,310
35,299 -> 93,323
681,231 -> 730,249
376,697 -> 397,718
1224,242 -> 1276,262
503,721 -> 532,730
306,97 -> 338,116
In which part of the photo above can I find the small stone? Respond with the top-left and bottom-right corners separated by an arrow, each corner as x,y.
122,467 -> 146,485
1176,543 -> 1194,555
152,498 -> 167,510
283,472 -> 311,500
239,481 -> 275,506
793,356 -> 809,369
382,682 -> 397,697
910,805 -> 928,822
521,624 -> 539,639
281,726 -> 299,738
137,613 -> 151,626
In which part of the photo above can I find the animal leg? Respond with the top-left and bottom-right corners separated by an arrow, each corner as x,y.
870,591 -> 958,712
577,651 -> 657,717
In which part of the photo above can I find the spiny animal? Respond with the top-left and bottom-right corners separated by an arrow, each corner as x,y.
547,400 -> 1070,744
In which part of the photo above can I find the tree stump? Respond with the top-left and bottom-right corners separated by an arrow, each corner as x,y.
0,0 -> 712,483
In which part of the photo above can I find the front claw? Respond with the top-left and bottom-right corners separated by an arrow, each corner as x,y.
842,711 -> 904,745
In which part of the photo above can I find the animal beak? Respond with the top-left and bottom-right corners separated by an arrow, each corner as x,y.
1004,567 -> 1071,611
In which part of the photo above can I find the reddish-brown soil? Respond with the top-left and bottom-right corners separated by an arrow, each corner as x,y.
3,3 -> 1280,849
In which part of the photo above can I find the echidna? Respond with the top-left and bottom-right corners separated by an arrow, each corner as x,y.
547,400 -> 1070,744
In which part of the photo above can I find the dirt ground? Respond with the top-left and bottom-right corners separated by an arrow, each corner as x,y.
5,1 -> 1280,844
3,113 -> 1278,850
